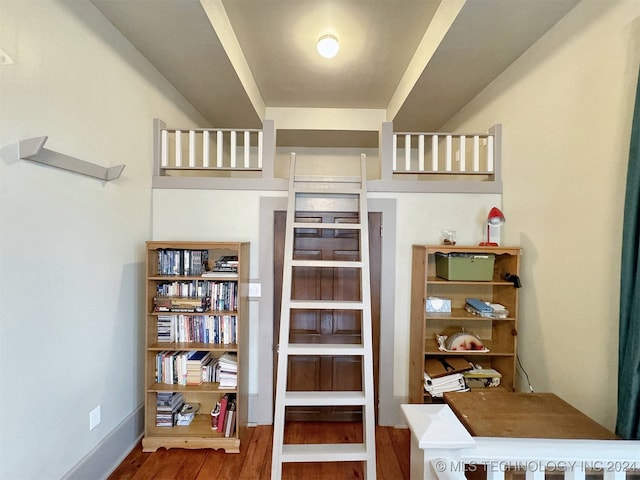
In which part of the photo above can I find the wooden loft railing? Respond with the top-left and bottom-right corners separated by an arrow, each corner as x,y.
151,118 -> 502,194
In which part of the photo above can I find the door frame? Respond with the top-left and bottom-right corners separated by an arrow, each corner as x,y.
256,196 -> 398,426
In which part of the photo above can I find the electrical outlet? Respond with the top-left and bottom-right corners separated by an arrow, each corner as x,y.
89,405 -> 101,430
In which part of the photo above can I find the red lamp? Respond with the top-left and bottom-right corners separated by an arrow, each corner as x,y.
479,207 -> 505,246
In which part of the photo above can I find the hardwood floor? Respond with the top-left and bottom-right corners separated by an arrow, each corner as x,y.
108,423 -> 410,479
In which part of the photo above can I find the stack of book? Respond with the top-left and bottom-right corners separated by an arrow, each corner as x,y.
156,392 -> 184,427
423,371 -> 468,397
217,352 -> 238,389
213,255 -> 238,273
423,357 -> 473,397
186,351 -> 212,385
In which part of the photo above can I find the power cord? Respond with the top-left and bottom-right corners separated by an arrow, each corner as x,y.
517,354 -> 534,393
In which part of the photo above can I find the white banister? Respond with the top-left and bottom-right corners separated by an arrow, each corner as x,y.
258,131 -> 263,169
445,135 -> 452,172
216,130 -> 223,168
432,135 -> 438,171
391,130 -> 497,178
230,130 -> 236,168
402,404 -> 640,480
405,134 -> 411,171
189,130 -> 196,167
244,130 -> 250,168
203,130 -> 210,167
473,135 -> 480,172
175,130 -> 182,167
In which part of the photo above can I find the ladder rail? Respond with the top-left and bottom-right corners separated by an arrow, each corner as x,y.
357,153 -> 377,477
271,153 -> 298,479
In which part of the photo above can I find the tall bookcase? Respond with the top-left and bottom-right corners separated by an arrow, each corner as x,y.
409,245 -> 521,404
142,241 -> 249,452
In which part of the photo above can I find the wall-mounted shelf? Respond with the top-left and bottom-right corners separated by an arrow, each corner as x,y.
19,136 -> 125,181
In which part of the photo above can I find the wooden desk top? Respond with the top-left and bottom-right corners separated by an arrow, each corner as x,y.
443,390 -> 618,440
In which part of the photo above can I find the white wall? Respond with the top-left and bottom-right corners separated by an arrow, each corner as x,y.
0,2 -> 207,478
443,0 -> 640,430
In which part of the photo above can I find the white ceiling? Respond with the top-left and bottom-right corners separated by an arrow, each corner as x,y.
90,0 -> 580,146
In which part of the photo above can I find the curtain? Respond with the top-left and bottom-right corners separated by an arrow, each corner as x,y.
616,67 -> 640,440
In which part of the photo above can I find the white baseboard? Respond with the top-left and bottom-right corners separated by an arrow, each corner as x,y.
62,404 -> 144,480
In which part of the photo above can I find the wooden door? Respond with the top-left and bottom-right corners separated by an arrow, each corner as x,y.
274,211 -> 381,422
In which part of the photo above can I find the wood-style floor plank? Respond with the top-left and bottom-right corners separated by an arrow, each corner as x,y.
108,423 -> 410,480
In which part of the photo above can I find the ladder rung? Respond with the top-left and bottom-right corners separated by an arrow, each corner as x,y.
281,443 -> 369,463
290,299 -> 364,310
285,343 -> 365,356
284,391 -> 366,406
294,186 -> 363,194
293,222 -> 362,230
291,259 -> 362,268
295,175 -> 362,183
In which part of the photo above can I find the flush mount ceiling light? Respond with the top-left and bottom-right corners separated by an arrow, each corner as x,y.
317,34 -> 339,58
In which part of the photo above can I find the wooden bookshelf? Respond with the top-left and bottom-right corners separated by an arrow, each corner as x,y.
409,245 -> 521,403
142,241 -> 249,452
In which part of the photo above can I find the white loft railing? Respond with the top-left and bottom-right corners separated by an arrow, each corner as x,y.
392,129 -> 497,176
151,119 -> 502,193
402,404 -> 640,480
159,127 -> 263,171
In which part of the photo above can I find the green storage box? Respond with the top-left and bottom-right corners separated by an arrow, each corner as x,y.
435,252 -> 495,281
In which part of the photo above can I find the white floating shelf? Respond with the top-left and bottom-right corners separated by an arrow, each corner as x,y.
19,136 -> 125,181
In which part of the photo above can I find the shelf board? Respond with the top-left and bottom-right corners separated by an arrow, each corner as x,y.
423,339 -> 514,356
149,310 -> 238,316
148,275 -> 238,281
426,308 -> 515,321
148,342 -> 238,351
423,245 -> 522,256
147,382 -> 237,394
426,276 -> 512,285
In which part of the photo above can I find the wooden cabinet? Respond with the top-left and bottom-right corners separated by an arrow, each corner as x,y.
142,241 -> 249,452
409,245 -> 521,404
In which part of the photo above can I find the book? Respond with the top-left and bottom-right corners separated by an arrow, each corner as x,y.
224,398 -> 237,437
423,371 -> 468,397
217,393 -> 230,433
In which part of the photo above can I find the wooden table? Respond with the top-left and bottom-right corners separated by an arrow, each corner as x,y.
443,390 -> 618,439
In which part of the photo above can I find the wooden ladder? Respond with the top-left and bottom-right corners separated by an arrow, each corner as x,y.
270,153 -> 377,479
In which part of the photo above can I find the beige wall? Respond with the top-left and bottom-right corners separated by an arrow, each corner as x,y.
443,0 -> 640,430
0,2 -> 208,478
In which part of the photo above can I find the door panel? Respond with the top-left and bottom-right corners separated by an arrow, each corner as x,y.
274,211 -> 381,422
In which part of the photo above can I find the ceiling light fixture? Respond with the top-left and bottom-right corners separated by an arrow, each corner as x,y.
317,34 -> 339,59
